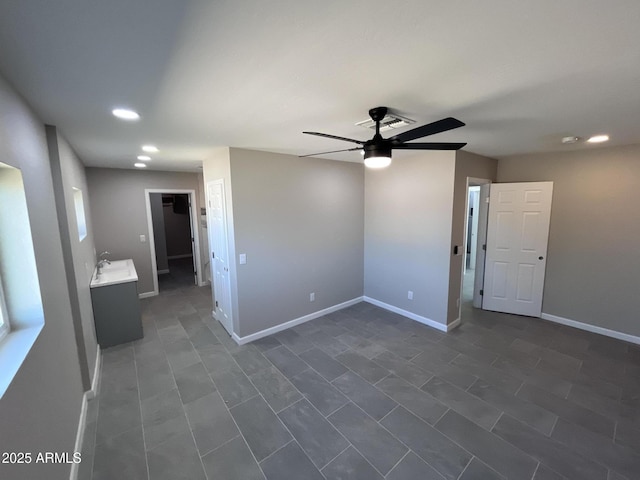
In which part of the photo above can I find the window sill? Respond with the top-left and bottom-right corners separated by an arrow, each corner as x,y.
0,322 -> 43,399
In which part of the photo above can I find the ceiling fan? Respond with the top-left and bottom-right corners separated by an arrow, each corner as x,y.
301,106 -> 466,168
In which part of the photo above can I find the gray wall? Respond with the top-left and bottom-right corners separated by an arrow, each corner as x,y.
448,151 -> 497,323
48,126 -> 99,388
228,148 -> 364,337
0,74 -> 84,479
364,152 -> 456,327
498,145 -> 640,337
86,168 -> 205,295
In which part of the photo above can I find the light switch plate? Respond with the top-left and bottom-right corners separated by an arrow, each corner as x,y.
239,253 -> 247,264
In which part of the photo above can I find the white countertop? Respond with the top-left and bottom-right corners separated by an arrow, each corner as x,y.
90,259 -> 138,288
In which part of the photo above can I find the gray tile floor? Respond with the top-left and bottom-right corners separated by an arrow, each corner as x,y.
80,275 -> 640,480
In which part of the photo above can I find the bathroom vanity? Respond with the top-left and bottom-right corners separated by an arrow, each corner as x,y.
90,258 -> 143,348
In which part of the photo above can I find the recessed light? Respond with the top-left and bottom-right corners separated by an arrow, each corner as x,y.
561,136 -> 580,144
587,134 -> 609,143
137,155 -> 151,161
142,145 -> 158,153
134,163 -> 147,168
112,108 -> 140,120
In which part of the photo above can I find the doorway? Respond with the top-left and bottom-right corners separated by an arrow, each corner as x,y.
144,189 -> 202,296
462,185 -> 480,302
460,177 -> 491,319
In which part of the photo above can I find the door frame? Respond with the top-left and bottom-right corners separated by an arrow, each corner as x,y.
465,185 -> 481,273
459,177 -> 492,318
144,189 -> 203,297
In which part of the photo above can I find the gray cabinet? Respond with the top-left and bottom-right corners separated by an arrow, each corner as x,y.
91,280 -> 142,348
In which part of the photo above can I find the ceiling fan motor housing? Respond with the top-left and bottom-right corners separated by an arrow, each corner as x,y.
368,106 -> 388,122
363,141 -> 391,160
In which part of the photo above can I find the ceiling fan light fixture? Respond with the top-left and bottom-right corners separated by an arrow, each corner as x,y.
364,155 -> 392,168
364,144 -> 392,168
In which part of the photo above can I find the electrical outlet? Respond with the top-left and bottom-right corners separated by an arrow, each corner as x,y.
309,292 -> 315,302
239,253 -> 247,265
140,234 -> 146,243
408,290 -> 413,300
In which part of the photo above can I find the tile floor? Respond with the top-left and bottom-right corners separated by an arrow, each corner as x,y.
79,275 -> 640,480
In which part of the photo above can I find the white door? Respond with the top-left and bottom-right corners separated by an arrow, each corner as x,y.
207,180 -> 233,335
482,182 -> 553,317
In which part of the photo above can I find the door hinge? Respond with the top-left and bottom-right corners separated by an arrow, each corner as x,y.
212,251 -> 215,259
215,300 -> 218,307
479,289 -> 484,296
482,244 -> 486,251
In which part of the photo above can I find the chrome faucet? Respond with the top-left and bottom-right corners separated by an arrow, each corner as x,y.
96,251 -> 111,276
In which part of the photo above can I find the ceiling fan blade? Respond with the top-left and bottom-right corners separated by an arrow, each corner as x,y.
388,117 -> 465,143
299,147 -> 362,158
393,142 -> 467,150
303,131 -> 365,145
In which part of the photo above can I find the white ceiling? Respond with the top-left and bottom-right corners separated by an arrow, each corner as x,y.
1,0 -> 639,171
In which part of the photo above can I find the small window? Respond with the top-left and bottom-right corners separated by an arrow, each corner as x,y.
73,187 -> 87,241
0,162 -> 44,398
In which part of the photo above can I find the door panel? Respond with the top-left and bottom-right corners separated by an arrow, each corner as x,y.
207,180 -> 233,335
483,182 -> 553,317
491,262 -> 509,298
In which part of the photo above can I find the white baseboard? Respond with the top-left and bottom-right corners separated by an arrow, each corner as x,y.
70,346 -> 101,480
138,291 -> 157,299
363,296 -> 458,332
167,254 -> 193,260
87,345 -> 101,400
69,394 -> 88,480
448,317 -> 462,331
232,297 -> 364,345
541,313 -> 640,346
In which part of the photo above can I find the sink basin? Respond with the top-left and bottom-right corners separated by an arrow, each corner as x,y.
91,259 -> 138,288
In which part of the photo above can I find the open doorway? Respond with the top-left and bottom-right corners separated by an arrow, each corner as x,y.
463,186 -> 480,302
460,178 -> 491,315
145,189 -> 202,296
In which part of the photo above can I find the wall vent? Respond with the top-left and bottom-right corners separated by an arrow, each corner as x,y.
355,113 -> 416,132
